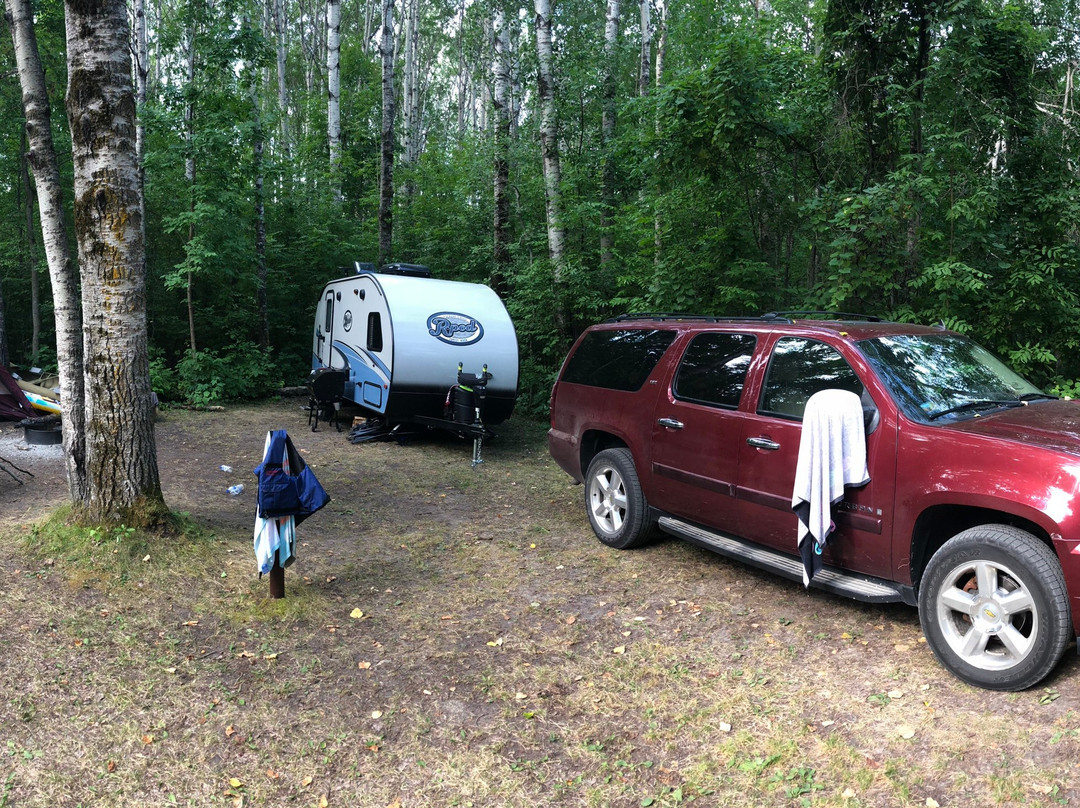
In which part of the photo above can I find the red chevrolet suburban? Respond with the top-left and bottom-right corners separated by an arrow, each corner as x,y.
548,313 -> 1080,690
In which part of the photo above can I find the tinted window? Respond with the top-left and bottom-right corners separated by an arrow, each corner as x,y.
759,337 -> 863,419
673,333 -> 756,408
561,329 -> 677,391
324,297 -> 333,331
367,312 -> 383,352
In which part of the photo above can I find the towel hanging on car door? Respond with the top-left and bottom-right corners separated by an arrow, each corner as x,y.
792,389 -> 870,587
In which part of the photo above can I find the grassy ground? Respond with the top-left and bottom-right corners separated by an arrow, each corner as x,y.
2,399 -> 1080,807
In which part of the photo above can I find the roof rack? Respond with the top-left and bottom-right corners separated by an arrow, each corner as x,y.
762,310 -> 885,322
606,312 -> 794,324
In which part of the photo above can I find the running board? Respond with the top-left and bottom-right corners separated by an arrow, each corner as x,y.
658,516 -> 916,606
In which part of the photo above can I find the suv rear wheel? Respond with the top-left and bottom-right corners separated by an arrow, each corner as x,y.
584,448 -> 655,549
918,525 -> 1071,691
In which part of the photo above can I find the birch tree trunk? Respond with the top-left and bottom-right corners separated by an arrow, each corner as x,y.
19,141 -> 40,357
401,0 -> 421,178
653,0 -> 666,263
378,0 -> 395,265
274,0 -> 291,157
65,0 -> 165,524
638,0 -> 650,97
492,4 -> 511,289
534,0 -> 565,271
600,0 -> 619,266
327,0 -> 342,201
184,26 -> 197,355
6,0 -> 88,503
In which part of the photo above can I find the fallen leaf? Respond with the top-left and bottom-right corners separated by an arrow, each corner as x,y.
233,797 -> 244,808
358,661 -> 372,670
142,734 -> 154,745
371,710 -> 383,719
565,615 -> 576,625
888,689 -> 905,699
182,620 -> 199,627
486,637 -> 504,647
613,645 -> 626,654
225,725 -> 235,737
926,799 -> 940,808
718,722 -> 732,732
842,788 -> 856,798
236,651 -> 255,659
266,769 -> 279,779
107,760 -> 116,773
263,653 -> 279,660
898,725 -> 916,739
319,794 -> 329,807
325,576 -> 336,583
301,775 -> 314,787
515,692 -> 527,700
229,777 -> 243,788
386,800 -> 402,808
350,608 -> 364,619
142,554 -> 151,563
440,615 -> 454,620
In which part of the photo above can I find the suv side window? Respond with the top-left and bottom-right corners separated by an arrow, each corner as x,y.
561,329 -> 677,391
673,333 -> 756,408
759,337 -> 863,419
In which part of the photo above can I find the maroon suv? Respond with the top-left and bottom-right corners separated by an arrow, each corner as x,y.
548,313 -> 1080,690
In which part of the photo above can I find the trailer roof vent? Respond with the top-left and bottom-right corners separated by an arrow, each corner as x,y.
380,262 -> 431,278
352,261 -> 377,275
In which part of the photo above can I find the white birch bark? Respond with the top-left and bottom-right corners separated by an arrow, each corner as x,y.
600,0 -> 619,266
327,0 -> 342,201
64,0 -> 165,522
6,0 -> 88,502
274,0 -> 291,155
378,0 -> 396,265
534,0 -> 565,272
492,5 -> 511,276
639,0 -> 651,97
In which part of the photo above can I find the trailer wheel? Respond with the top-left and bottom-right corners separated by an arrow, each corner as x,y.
584,449 -> 655,549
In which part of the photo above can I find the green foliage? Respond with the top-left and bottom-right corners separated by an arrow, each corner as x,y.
153,345 -> 282,406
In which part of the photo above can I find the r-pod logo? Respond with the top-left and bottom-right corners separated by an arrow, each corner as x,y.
427,312 -> 484,345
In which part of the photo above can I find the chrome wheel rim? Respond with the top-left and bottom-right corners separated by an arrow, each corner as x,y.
588,463 -> 628,536
934,558 -> 1038,672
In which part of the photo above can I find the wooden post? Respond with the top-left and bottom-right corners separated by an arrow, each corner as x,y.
269,557 -> 285,599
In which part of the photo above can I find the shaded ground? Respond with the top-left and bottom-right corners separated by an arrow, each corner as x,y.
2,399 -> 1080,807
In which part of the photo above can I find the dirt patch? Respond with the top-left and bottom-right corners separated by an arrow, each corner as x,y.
2,399 -> 1080,807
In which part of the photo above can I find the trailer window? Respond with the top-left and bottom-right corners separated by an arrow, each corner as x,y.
367,313 -> 384,352
324,298 -> 333,332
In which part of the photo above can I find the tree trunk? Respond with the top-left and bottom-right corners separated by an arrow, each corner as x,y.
64,0 -> 165,524
184,25 -> 197,356
534,0 -> 567,336
327,0 -> 342,202
653,0 -> 666,265
6,0 -> 88,503
401,0 -> 421,182
19,138 -> 40,357
274,0 -> 291,157
492,4 -> 511,290
638,0 -> 650,97
378,0 -> 395,265
251,47 -> 270,350
600,0 -> 620,266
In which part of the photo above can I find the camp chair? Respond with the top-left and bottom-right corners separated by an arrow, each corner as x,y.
306,368 -> 345,432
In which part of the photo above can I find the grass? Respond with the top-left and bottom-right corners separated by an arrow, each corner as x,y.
2,400 -> 1080,806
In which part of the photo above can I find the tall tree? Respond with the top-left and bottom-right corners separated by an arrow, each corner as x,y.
65,0 -> 166,523
378,0 -> 395,264
534,0 -> 565,275
600,0 -> 620,266
6,0 -> 89,502
327,0 -> 342,201
492,3 -> 511,286
273,0 -> 291,156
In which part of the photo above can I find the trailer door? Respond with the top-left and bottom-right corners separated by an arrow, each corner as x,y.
314,290 -> 335,368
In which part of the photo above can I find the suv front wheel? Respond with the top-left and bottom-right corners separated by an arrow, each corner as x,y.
919,525 -> 1071,691
584,448 -> 655,550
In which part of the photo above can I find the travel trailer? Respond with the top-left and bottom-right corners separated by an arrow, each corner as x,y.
310,264 -> 519,432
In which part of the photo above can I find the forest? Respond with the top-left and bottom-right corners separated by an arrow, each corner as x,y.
0,0 -> 1078,415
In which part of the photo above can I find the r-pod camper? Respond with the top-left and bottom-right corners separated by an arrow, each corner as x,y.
310,264 -> 519,434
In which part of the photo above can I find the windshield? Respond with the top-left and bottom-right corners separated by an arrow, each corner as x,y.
857,333 -> 1044,423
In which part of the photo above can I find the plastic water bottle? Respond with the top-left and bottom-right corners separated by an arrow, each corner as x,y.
227,484 -> 244,496
219,465 -> 232,473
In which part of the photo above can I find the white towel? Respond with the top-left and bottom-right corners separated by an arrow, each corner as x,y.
792,389 -> 870,586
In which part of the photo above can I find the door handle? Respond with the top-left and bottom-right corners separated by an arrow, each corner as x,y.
746,437 -> 780,450
657,417 -> 684,430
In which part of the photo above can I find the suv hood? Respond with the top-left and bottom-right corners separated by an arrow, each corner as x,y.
948,399 -> 1080,455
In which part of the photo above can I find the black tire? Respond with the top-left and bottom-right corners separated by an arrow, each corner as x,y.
918,525 -> 1071,691
584,448 -> 655,549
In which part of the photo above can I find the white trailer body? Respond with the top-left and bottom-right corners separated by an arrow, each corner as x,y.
311,270 -> 519,425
